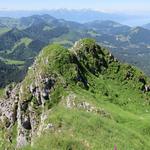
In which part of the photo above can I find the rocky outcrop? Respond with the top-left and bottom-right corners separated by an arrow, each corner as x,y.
0,73 -> 56,148
65,93 -> 111,118
0,84 -> 19,128
144,85 -> 150,92
16,75 -> 56,148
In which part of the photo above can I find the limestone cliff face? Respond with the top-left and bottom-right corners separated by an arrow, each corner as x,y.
0,69 -> 57,148
0,84 -> 19,128
16,76 -> 56,147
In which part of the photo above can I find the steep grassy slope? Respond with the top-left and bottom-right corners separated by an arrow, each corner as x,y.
1,39 -> 150,150
22,39 -> 150,150
22,40 -> 150,150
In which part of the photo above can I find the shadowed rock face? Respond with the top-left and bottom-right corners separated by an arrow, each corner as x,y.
22,117 -> 31,130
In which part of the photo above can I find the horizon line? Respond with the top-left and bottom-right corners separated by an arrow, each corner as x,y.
0,8 -> 149,14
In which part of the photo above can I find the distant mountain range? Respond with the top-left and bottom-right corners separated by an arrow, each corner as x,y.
0,9 -> 150,26
0,14 -> 150,87
143,23 -> 150,30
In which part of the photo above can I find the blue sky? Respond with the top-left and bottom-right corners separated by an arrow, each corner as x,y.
1,0 -> 150,13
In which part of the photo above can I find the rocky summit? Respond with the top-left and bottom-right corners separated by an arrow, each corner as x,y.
1,39 -> 150,149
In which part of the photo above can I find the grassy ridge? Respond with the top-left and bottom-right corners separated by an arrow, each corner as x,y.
2,39 -> 150,149
22,39 -> 150,149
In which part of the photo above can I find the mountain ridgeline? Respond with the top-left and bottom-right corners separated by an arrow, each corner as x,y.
1,14 -> 150,88
1,39 -> 150,149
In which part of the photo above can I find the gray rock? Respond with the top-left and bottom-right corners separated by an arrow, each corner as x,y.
21,102 -> 28,111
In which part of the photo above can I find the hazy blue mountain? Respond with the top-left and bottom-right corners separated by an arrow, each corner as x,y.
0,23 -> 6,28
44,9 -> 130,23
128,27 -> 150,44
84,20 -> 131,35
0,17 -> 19,28
0,9 -> 147,26
143,23 -> 150,30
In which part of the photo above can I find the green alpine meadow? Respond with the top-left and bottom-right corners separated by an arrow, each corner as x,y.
1,39 -> 150,149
